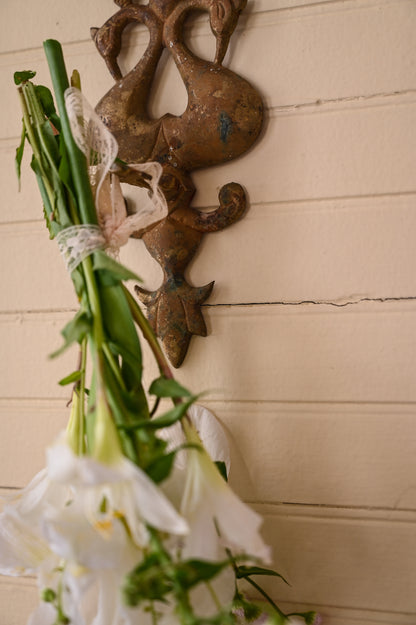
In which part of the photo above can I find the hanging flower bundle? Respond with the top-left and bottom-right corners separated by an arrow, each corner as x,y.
0,40 -> 318,625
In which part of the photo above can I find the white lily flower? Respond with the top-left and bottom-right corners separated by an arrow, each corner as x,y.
159,404 -> 232,512
0,416 -> 188,625
158,405 -> 271,618
180,416 -> 271,564
46,435 -> 189,547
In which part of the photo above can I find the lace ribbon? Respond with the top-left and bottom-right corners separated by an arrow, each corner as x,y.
58,88 -> 168,270
56,225 -> 105,274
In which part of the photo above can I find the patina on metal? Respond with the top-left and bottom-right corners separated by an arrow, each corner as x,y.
92,0 -> 263,367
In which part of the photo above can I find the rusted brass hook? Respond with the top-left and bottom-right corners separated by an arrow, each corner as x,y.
93,0 -> 263,367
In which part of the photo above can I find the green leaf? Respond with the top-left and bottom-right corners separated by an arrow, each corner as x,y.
236,565 -> 290,586
62,310 -> 91,343
35,85 -> 56,117
58,370 -> 82,386
98,282 -> 144,392
175,558 -> 229,589
149,376 -> 192,399
145,450 -> 176,483
93,251 -> 142,284
50,310 -> 91,358
39,119 -> 60,164
215,460 -> 228,481
107,340 -> 139,371
70,266 -> 86,300
15,125 -> 26,190
32,165 -> 60,238
14,70 -> 36,85
149,397 -> 196,428
58,137 -> 72,188
49,112 -> 61,133
117,396 -> 197,432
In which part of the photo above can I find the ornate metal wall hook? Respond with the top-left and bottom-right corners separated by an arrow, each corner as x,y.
92,0 -> 263,367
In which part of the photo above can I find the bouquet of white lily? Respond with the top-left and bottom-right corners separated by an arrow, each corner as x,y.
0,40 -> 318,625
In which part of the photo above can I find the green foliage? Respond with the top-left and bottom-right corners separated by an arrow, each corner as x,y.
50,310 -> 91,358
119,396 -> 197,433
175,559 -> 229,589
236,565 -> 290,586
58,371 -> 82,386
123,553 -> 173,606
35,85 -> 58,122
145,449 -> 176,483
93,251 -> 143,284
149,376 -> 192,399
14,70 -> 36,84
123,551 -> 229,608
215,460 -> 228,481
232,591 -> 263,622
40,118 -> 60,163
98,281 -> 143,389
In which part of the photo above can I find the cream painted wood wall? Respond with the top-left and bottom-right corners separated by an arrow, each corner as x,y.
1,0 -> 415,623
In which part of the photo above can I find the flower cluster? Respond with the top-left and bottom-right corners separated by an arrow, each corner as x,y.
1,41 -> 318,625
0,404 -> 275,625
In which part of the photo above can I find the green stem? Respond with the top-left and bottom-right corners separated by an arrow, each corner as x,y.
43,39 -> 97,226
18,86 -> 55,208
122,286 -> 174,381
82,255 -> 105,348
102,342 -> 127,392
206,581 -> 222,611
24,81 -> 44,126
149,602 -> 159,625
54,566 -> 70,625
243,577 -> 287,620
78,337 -> 87,454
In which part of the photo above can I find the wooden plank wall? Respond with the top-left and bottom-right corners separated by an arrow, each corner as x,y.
1,0 -> 415,623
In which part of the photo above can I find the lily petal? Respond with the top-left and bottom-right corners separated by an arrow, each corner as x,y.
27,602 -> 56,625
0,511 -> 50,575
181,421 -> 271,563
160,404 -> 231,473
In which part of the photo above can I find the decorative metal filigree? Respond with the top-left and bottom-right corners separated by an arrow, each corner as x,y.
92,0 -> 263,367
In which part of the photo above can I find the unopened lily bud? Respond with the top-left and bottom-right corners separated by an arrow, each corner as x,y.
92,391 -> 123,465
66,390 -> 84,455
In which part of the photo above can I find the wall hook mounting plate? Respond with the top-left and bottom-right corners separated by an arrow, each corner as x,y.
93,0 -> 263,367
